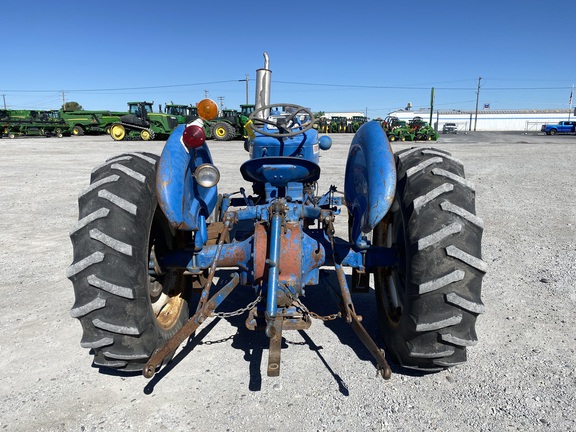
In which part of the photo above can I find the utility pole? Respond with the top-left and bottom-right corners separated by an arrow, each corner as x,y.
429,87 -> 435,127
239,74 -> 249,105
217,96 -> 224,113
2,94 -> 6,109
473,77 -> 482,131
61,90 -> 66,108
204,89 -> 209,99
569,85 -> 574,121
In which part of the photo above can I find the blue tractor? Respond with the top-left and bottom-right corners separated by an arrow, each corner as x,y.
68,53 -> 485,379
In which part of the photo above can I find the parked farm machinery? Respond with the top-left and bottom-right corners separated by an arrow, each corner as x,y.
163,103 -> 199,124
381,115 -> 414,142
1,109 -> 70,138
409,116 -> 439,141
68,53 -> 485,382
61,110 -> 126,136
206,104 -> 256,141
109,101 -> 179,141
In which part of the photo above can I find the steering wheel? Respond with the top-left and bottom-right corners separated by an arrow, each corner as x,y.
248,103 -> 315,138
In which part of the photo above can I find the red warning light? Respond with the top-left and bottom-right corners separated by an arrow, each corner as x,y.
182,124 -> 206,149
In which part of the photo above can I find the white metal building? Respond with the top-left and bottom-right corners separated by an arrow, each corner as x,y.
388,109 -> 574,133
325,111 -> 365,119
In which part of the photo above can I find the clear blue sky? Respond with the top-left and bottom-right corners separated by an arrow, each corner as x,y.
1,0 -> 574,118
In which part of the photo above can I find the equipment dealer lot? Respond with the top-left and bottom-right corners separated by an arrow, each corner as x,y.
0,132 -> 574,431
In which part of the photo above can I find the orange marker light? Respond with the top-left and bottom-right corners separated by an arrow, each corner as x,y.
197,99 -> 218,121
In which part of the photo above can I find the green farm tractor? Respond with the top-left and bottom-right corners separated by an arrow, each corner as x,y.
163,103 -> 199,124
207,104 -> 255,141
329,116 -> 348,133
314,116 -> 329,133
409,116 -> 439,141
381,116 -> 414,142
109,102 -> 179,141
348,115 -> 368,133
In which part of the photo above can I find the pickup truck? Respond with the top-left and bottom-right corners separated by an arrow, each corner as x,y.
541,120 -> 576,135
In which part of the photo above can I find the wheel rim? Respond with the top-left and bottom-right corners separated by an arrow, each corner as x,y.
148,226 -> 187,330
73,128 -> 79,135
141,130 -> 151,141
215,126 -> 226,138
374,201 -> 407,329
111,125 -> 125,140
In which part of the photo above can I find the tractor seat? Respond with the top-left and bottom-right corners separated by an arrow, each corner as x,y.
240,156 -> 320,187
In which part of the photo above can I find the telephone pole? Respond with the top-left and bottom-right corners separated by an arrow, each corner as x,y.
239,74 -> 249,104
2,94 -> 6,109
61,90 -> 66,108
473,77 -> 482,131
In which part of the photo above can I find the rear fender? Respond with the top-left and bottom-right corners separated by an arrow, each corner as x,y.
344,121 -> 396,248
156,125 -> 218,231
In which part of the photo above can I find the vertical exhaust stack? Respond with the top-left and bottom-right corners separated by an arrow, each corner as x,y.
254,52 -> 271,121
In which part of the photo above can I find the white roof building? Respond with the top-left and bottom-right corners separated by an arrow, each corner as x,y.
388,109 -> 575,132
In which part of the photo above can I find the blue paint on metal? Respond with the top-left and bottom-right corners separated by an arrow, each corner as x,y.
266,212 -> 282,320
344,121 -> 396,247
249,129 -> 320,162
240,157 -> 320,187
156,125 -> 218,231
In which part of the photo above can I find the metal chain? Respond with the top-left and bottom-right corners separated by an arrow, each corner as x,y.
212,294 -> 262,318
288,291 -> 342,322
210,290 -> 341,321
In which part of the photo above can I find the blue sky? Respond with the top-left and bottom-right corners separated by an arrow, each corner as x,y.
1,0 -> 574,118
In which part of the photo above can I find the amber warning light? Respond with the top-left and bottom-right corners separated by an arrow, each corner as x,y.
197,98 -> 218,121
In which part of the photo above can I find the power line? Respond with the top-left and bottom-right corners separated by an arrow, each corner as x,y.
0,81 -> 571,94
0,80 -> 241,93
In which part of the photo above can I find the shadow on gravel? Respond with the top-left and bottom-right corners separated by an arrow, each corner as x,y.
140,268 -> 423,394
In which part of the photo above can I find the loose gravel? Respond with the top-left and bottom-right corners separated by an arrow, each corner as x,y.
0,131 -> 574,431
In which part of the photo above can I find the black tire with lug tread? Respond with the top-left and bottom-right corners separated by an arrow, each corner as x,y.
374,146 -> 486,371
211,122 -> 233,141
67,152 -> 190,372
73,125 -> 85,136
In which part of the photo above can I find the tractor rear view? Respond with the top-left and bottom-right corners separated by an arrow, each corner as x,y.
110,102 -> 179,141
329,116 -> 348,133
68,53 -> 485,382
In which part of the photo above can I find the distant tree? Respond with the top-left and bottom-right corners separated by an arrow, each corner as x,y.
314,111 -> 325,118
62,101 -> 83,111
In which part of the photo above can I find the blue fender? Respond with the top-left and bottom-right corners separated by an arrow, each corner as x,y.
344,121 -> 396,248
156,125 -> 218,231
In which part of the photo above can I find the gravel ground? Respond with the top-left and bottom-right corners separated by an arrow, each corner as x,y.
0,131 -> 574,431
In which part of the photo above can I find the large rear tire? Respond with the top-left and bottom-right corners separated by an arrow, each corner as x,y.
374,147 -> 486,371
72,125 -> 84,136
211,122 -> 234,141
67,152 -> 189,372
